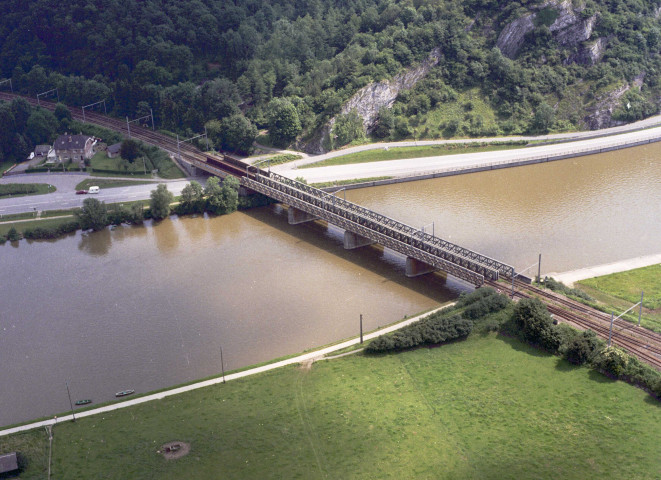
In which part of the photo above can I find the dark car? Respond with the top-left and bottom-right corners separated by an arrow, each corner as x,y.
76,189 -> 88,194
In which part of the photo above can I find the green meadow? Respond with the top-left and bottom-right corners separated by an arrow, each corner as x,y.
4,333 -> 659,479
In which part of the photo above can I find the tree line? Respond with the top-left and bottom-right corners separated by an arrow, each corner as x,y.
2,0 -> 661,154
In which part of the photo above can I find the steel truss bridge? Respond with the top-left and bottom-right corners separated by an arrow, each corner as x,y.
241,168 -> 514,287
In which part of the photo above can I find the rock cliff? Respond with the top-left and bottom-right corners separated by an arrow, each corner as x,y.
583,74 -> 645,129
302,48 -> 441,154
496,0 -> 597,59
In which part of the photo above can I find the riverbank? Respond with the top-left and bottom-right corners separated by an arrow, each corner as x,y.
549,254 -> 661,286
278,125 -> 661,184
0,304 -> 450,436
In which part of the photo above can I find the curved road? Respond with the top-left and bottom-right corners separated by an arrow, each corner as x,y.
275,123 -> 661,183
0,174 -> 199,216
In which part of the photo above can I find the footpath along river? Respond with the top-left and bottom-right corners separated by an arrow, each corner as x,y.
1,142 -> 660,427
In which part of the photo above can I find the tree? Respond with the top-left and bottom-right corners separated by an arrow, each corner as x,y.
204,176 -> 239,215
26,109 -> 58,145
266,98 -> 301,147
120,138 -> 141,163
564,330 -> 600,365
374,107 -> 394,138
530,102 -> 555,133
53,103 -> 72,125
332,109 -> 364,147
150,184 -> 174,220
206,114 -> 257,155
76,198 -> 108,231
180,180 -> 205,214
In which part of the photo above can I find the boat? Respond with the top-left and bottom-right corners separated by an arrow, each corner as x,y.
74,399 -> 92,406
115,389 -> 135,397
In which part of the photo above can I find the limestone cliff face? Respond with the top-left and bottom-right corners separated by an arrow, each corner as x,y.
496,0 -> 597,59
583,74 -> 645,129
302,48 -> 441,154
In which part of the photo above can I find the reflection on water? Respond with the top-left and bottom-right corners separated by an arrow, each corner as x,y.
2,143 -> 661,427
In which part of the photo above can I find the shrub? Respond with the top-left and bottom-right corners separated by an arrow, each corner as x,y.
563,330 -> 600,365
592,346 -> 630,378
366,313 -> 472,353
512,297 -> 561,352
7,227 -> 20,241
543,277 -> 593,301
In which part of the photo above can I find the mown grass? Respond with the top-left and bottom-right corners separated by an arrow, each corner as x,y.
75,178 -> 156,191
576,264 -> 661,331
5,333 -> 659,479
0,217 -> 75,237
311,176 -> 392,188
0,183 -> 55,198
301,142 -> 526,168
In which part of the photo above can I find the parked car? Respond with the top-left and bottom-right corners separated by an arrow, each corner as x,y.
88,186 -> 100,194
76,190 -> 88,195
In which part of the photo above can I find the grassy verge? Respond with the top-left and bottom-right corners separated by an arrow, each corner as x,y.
0,211 -> 39,222
253,153 -> 302,167
3,331 -> 657,479
301,142 -> 527,168
576,265 -> 661,331
75,179 -> 156,190
0,183 -> 56,198
311,176 -> 393,188
0,218 -> 76,237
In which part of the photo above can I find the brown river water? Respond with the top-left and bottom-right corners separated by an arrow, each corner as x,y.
1,143 -> 660,426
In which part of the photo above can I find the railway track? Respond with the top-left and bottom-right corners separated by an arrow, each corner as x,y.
487,279 -> 661,370
0,91 -> 250,177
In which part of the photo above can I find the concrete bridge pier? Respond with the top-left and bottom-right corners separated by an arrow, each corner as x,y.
343,231 -> 375,250
287,206 -> 319,225
406,257 -> 436,277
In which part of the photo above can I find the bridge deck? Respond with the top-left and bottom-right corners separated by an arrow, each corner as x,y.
242,170 -> 514,286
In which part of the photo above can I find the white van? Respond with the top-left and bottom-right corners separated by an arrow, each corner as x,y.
88,186 -> 100,194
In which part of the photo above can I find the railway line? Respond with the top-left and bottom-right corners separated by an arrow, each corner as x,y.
0,91 -> 251,177
488,279 -> 661,370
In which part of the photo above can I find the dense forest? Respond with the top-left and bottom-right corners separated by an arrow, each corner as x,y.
1,0 -> 661,159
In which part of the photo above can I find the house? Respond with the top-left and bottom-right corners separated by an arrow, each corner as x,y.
0,452 -> 18,474
34,144 -> 51,157
107,142 -> 122,158
54,134 -> 95,162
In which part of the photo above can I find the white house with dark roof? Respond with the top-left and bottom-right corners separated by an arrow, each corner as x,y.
54,134 -> 94,162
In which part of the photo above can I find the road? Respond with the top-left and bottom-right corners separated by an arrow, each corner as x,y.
275,123 -> 661,183
0,174 -> 196,216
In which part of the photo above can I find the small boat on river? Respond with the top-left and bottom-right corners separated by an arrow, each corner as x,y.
75,399 -> 92,406
115,389 -> 135,398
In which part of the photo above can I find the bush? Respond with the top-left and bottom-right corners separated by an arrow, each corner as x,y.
543,277 -> 593,301
23,220 -> 80,239
7,227 -> 21,241
366,313 -> 472,353
512,297 -> 561,352
592,346 -> 630,378
563,330 -> 600,365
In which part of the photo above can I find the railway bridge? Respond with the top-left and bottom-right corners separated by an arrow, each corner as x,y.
188,152 -> 514,287
0,91 -> 513,286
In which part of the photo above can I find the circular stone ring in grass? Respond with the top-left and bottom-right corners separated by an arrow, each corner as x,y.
158,441 -> 191,460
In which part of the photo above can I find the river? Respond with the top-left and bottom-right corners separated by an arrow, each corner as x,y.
1,143 -> 660,427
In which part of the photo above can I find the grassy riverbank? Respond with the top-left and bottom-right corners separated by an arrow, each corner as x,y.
301,142 -> 527,168
4,331 -> 659,479
576,264 -> 661,331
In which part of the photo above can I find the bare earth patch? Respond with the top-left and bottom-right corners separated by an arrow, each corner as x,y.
158,441 -> 190,460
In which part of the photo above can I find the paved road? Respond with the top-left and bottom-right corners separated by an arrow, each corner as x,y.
0,174 -> 197,216
276,124 -> 661,183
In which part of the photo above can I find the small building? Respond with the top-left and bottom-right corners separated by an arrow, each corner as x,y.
0,452 -> 18,474
107,142 -> 122,158
54,134 -> 94,163
34,145 -> 51,157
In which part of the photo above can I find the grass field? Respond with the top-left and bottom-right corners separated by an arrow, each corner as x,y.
301,142 -> 526,168
0,183 -> 55,198
75,178 -> 156,191
577,264 -> 661,331
0,217 -> 75,237
4,333 -> 659,479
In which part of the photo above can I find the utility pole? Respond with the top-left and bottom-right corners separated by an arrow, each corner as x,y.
65,381 -> 76,422
150,107 -> 155,130
638,291 -> 644,326
220,345 -> 226,383
537,253 -> 542,283
126,117 -> 131,138
360,314 -> 363,344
